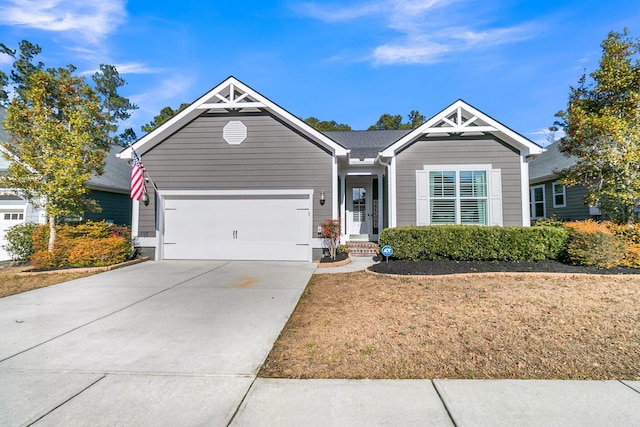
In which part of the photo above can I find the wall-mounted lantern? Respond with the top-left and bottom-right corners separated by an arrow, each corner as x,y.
319,190 -> 326,206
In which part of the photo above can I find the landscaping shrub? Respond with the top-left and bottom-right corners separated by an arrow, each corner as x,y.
29,221 -> 132,269
2,222 -> 39,261
67,237 -> 130,267
561,220 -> 640,268
31,225 -> 50,252
379,225 -> 569,262
562,230 -> 626,268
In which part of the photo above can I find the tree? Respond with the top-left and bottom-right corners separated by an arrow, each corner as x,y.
0,40 -> 137,250
556,29 -> 640,223
303,117 -> 351,131
141,103 -> 190,133
368,110 -> 426,130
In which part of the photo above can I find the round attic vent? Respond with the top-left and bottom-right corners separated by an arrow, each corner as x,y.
223,120 -> 247,145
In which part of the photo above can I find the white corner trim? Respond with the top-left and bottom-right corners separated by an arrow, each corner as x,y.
332,156 -> 339,219
389,157 -> 397,227
521,157 -> 531,226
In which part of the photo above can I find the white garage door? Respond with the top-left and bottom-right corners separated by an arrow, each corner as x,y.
162,195 -> 311,261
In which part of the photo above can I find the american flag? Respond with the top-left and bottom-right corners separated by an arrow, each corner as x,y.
130,149 -> 147,201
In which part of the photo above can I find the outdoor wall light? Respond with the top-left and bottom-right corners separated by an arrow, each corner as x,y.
319,190 -> 326,206
141,192 -> 150,207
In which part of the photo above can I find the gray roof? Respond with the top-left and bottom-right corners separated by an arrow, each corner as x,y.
87,145 -> 130,193
324,130 -> 411,159
529,140 -> 577,183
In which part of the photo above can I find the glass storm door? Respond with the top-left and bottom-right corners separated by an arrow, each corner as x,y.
347,180 -> 371,237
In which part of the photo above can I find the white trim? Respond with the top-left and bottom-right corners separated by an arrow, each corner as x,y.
389,158 -> 397,227
552,181 -> 567,208
155,189 -> 314,261
381,100 -> 543,158
521,156 -> 531,226
332,156 -> 339,219
339,172 -> 346,244
530,184 -> 546,220
131,199 -> 140,237
157,189 -> 313,197
418,164 -> 495,226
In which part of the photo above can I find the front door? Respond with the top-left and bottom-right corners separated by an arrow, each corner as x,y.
347,178 -> 372,239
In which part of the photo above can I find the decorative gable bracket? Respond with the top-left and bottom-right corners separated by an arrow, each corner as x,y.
422,105 -> 498,135
197,82 -> 266,111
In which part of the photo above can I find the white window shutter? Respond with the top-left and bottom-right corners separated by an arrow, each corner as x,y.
416,170 -> 428,225
489,169 -> 503,226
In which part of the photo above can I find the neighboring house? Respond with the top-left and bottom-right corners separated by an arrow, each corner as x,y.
528,140 -> 599,221
0,105 -> 132,260
119,76 -> 543,262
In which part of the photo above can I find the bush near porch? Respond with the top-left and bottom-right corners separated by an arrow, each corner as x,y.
27,221 -> 132,269
380,221 -> 640,269
380,225 -> 568,262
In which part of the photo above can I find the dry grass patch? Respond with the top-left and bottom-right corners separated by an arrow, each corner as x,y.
260,272 -> 640,380
0,266 -> 97,298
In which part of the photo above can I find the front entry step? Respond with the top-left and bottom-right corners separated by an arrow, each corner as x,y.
347,241 -> 379,257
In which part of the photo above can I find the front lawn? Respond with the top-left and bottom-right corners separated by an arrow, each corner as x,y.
260,271 -> 640,380
0,266 -> 97,298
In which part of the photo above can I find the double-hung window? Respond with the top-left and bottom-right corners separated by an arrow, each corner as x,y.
552,182 -> 566,208
418,165 -> 499,226
530,185 -> 545,219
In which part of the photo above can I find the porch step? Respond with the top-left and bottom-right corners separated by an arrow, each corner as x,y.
347,241 -> 380,257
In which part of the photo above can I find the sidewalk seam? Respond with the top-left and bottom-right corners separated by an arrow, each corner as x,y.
0,262 -> 230,364
619,380 -> 640,395
25,374 -> 106,426
431,380 -> 459,427
226,376 -> 257,426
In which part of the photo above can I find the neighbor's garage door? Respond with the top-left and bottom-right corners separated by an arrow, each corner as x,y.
162,195 -> 311,261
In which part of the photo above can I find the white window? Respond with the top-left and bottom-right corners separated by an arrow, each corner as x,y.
417,165 -> 502,226
552,182 -> 566,208
2,212 -> 24,221
530,185 -> 545,219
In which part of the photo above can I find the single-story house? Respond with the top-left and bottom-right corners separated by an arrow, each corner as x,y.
119,76 -> 543,262
0,105 -> 132,260
528,140 -> 600,221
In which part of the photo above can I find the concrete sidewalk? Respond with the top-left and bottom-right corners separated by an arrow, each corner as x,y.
1,259 -> 639,426
230,378 -> 640,426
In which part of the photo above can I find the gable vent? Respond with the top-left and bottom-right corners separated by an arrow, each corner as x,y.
223,120 -> 247,145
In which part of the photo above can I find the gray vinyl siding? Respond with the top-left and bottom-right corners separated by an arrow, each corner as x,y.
395,137 -> 523,226
84,190 -> 132,225
138,112 -> 333,238
543,182 -> 592,220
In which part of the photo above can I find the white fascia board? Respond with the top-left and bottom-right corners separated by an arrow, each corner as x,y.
380,100 -> 543,157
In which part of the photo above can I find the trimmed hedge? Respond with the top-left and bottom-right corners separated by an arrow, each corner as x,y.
379,225 -> 569,262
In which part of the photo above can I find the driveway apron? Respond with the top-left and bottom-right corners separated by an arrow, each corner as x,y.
0,260 -> 315,426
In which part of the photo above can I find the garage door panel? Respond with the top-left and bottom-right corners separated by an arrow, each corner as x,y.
162,195 -> 311,261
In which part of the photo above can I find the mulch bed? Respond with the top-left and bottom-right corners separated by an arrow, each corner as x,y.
369,259 -> 640,275
318,252 -> 349,263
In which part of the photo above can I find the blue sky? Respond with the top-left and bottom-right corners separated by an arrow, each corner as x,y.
1,0 -> 639,145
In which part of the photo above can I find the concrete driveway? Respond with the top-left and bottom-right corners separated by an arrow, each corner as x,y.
0,260 -> 316,426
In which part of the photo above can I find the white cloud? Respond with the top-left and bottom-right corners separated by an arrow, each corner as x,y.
0,52 -> 13,66
294,1 -> 384,22
0,0 -> 126,43
296,0 -> 540,66
81,63 -> 162,76
530,127 -> 565,146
